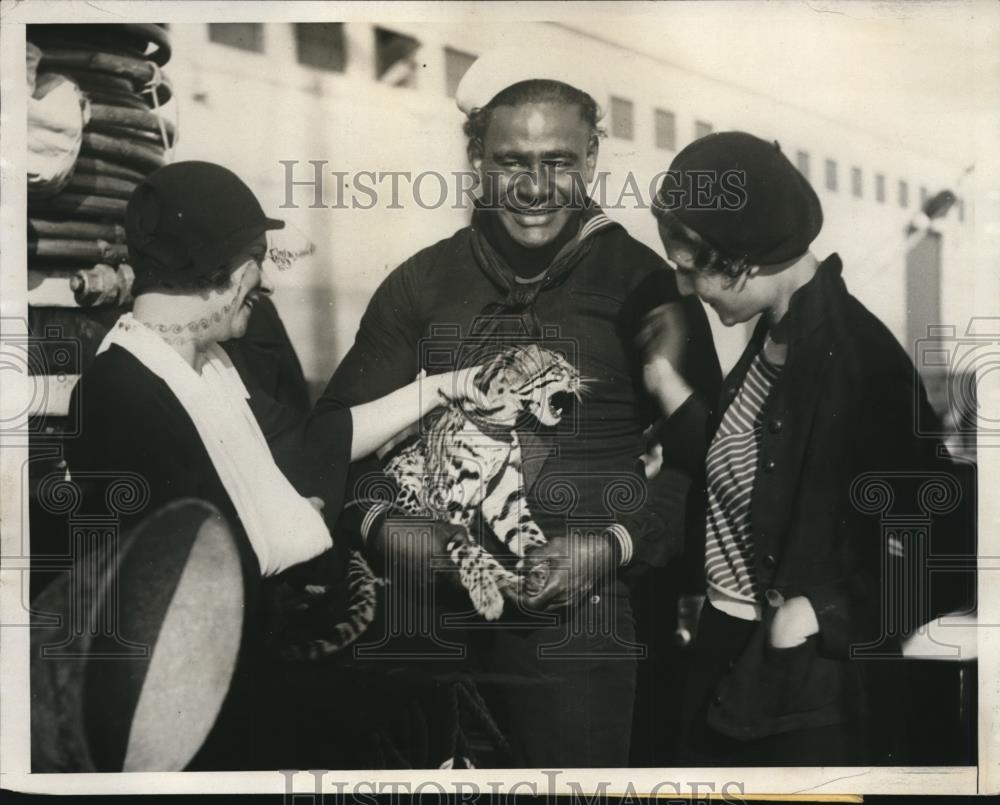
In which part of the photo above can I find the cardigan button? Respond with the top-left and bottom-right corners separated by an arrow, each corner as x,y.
764,553 -> 777,569
768,419 -> 783,434
765,589 -> 785,608
764,459 -> 776,472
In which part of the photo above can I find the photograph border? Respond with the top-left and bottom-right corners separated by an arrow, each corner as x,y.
1,0 -> 997,797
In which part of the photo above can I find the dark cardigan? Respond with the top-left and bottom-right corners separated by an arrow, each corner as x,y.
688,254 -> 962,739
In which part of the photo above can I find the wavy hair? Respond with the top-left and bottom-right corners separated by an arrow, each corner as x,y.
651,207 -> 753,285
463,79 -> 605,158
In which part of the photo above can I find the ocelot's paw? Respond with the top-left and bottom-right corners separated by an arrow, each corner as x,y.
451,543 -> 512,621
469,576 -> 506,621
508,530 -> 548,558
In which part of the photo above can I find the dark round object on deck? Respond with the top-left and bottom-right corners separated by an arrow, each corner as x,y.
83,500 -> 255,771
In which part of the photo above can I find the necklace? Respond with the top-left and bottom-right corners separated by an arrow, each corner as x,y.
131,298 -> 235,344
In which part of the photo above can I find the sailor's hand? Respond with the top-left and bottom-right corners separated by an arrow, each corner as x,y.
518,534 -> 616,612
367,518 -> 468,588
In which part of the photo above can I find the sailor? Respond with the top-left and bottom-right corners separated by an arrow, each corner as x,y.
315,47 -> 722,766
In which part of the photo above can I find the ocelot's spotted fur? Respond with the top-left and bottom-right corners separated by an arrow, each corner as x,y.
383,344 -> 583,619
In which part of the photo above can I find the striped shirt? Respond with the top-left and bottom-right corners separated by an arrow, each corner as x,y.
704,348 -> 783,621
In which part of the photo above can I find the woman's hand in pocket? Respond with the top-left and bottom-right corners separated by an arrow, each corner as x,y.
769,595 -> 820,649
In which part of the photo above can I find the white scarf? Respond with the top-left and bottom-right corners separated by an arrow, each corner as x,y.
98,314 -> 333,576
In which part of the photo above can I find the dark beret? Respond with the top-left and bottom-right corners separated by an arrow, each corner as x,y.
656,131 -> 823,265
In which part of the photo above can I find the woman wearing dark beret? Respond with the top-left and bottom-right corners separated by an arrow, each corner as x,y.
644,132 -> 954,765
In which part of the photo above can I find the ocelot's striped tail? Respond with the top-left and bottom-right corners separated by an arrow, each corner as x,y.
280,551 -> 382,661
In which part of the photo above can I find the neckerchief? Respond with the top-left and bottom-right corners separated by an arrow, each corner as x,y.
469,201 -> 618,340
477,204 -> 582,278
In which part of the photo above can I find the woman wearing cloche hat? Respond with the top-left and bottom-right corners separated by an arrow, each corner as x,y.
643,132 -> 957,765
56,161 -> 482,769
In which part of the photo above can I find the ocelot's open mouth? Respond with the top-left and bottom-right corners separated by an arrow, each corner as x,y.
547,390 -> 576,422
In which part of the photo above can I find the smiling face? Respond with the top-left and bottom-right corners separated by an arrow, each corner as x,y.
209,233 -> 273,342
472,101 -> 597,249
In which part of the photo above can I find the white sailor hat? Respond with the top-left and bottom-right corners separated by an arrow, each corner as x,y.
455,45 -> 606,120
